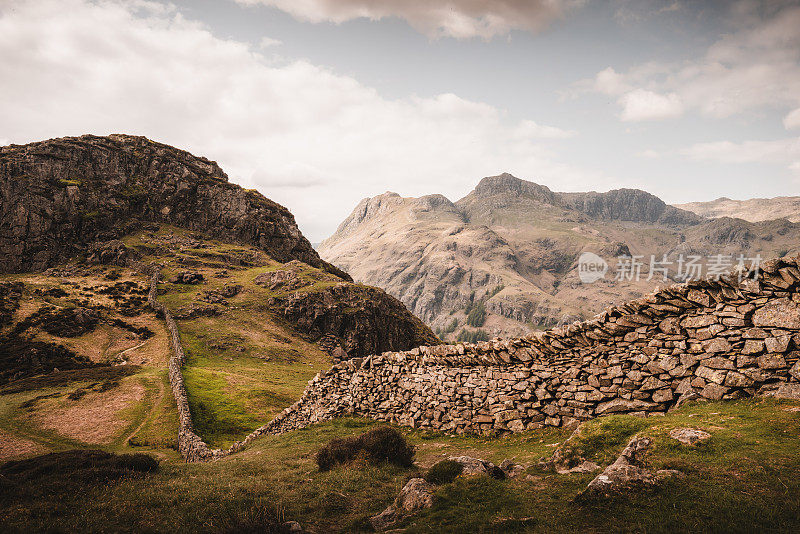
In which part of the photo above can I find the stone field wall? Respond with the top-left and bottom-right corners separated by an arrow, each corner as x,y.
245,256 -> 800,439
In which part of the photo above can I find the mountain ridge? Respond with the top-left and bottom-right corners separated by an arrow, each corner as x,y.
320,173 -> 800,340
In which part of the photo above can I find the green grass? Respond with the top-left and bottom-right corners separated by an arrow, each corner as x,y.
3,399 -> 800,533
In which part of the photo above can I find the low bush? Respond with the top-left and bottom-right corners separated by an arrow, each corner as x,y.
0,450 -> 158,487
425,459 -> 463,485
316,426 -> 415,471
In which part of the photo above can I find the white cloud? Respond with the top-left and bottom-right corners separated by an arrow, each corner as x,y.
584,3 -> 800,123
0,138 -> 9,147
681,137 -> 800,169
619,89 -> 683,122
513,119 -> 576,139
258,36 -> 282,48
785,107 -> 800,130
0,0 -> 595,241
235,0 -> 583,40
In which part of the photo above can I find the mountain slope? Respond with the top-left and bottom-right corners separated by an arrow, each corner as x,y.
0,134 -> 438,451
320,173 -> 800,339
675,196 -> 800,223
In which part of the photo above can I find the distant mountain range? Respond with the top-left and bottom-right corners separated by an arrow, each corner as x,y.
320,173 -> 800,341
675,196 -> 800,223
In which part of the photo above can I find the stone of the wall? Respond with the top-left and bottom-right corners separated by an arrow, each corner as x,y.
243,256 -> 800,439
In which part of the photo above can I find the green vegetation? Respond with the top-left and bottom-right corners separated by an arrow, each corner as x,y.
1,399 -> 800,533
58,178 -> 82,186
424,459 -> 463,485
457,328 -> 490,343
436,318 -> 459,337
466,302 -> 487,327
316,426 -> 415,471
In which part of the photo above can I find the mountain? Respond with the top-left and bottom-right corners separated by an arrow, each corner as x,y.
319,173 -> 800,340
674,196 -> 800,223
0,134 -> 437,451
0,134 -> 342,276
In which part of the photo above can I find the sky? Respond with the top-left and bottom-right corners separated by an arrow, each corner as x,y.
1,0 -> 800,242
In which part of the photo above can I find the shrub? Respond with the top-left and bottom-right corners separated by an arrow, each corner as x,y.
456,329 -> 490,343
0,450 -> 158,486
425,460 -> 463,485
466,303 -> 486,327
316,426 -> 415,471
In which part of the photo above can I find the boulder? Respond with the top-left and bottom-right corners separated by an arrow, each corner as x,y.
578,436 -> 681,500
447,456 -> 505,479
370,478 -> 435,531
669,428 -> 711,445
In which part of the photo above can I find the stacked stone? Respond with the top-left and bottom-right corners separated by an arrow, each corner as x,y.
146,271 -> 224,462
259,256 -> 800,437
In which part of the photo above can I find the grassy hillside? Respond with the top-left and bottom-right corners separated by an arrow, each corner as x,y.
1,398 -> 799,533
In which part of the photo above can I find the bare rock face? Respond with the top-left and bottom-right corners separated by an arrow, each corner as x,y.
0,134 -> 345,278
271,282 -> 440,359
370,477 -> 435,531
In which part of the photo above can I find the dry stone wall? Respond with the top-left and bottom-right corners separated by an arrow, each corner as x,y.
145,270 -> 224,461
246,256 -> 800,439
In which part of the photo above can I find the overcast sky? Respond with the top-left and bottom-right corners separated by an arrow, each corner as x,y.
1,0 -> 800,241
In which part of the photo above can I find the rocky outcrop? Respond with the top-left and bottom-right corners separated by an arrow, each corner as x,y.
270,282 -> 440,359
0,134 -> 346,279
370,478 -> 435,531
243,255 -> 800,439
578,436 -> 681,500
559,188 -> 701,226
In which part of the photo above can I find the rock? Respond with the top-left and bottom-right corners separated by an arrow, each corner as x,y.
499,459 -> 526,478
760,382 -> 800,400
448,456 -> 505,479
596,398 -> 656,415
370,478 -> 434,531
579,436 -> 671,500
681,315 -> 717,328
669,428 -> 711,445
752,298 -> 800,329
0,134 -> 345,277
274,282 -> 440,359
168,271 -> 204,285
757,353 -> 787,370
558,460 -> 601,475
282,521 -> 302,532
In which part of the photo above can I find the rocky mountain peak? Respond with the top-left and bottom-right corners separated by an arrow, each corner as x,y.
0,134 -> 346,278
471,173 -> 561,205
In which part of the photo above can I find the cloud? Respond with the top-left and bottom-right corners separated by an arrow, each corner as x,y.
786,107 -> 800,130
619,89 -> 683,122
584,3 -> 800,123
258,36 -> 282,48
513,119 -> 576,139
0,0 -> 594,241
235,0 -> 583,39
681,137 -> 800,171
